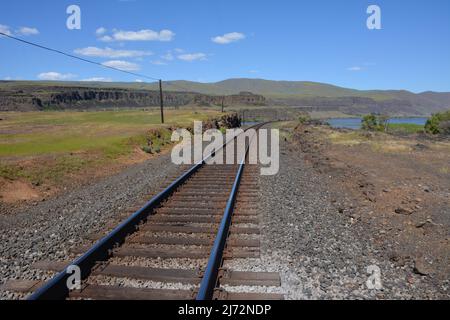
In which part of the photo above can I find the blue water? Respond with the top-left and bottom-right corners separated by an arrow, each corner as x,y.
327,117 -> 428,130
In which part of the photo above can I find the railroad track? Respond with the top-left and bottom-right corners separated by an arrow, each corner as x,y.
3,123 -> 283,300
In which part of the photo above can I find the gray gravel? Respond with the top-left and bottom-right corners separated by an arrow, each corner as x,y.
0,153 -> 181,299
2,135 -> 448,300
257,140 -> 449,300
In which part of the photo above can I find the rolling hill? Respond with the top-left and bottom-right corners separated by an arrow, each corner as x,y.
1,79 -> 449,115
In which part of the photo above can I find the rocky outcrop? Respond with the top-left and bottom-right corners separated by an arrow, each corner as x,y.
194,92 -> 266,106
0,86 -> 197,111
0,85 -> 265,112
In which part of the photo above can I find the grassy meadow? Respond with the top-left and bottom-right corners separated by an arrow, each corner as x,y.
0,108 -> 219,188
387,123 -> 424,134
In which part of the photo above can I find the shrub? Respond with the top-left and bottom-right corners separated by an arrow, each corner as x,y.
425,110 -> 450,135
141,146 -> 153,154
361,114 -> 388,132
439,121 -> 450,135
298,115 -> 311,124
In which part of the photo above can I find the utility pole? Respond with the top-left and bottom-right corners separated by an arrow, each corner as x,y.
159,79 -> 165,124
221,96 -> 225,113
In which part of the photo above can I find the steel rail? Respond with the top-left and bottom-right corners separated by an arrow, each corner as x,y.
27,123 -> 262,300
196,126 -> 261,300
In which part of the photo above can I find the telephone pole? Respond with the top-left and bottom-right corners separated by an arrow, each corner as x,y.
221,96 -> 225,113
159,79 -> 165,124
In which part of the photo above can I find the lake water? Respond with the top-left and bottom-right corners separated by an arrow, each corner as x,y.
327,117 -> 428,130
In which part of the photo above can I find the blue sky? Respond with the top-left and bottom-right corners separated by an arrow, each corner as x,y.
0,0 -> 449,92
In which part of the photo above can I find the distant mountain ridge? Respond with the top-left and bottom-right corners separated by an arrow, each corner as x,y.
1,79 -> 449,115
164,79 -> 450,115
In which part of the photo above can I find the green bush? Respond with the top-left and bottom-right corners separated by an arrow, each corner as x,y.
298,115 -> 311,124
141,146 -> 153,154
425,110 -> 450,135
361,114 -> 388,132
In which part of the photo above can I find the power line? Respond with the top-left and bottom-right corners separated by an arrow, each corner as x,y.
0,32 -> 161,82
0,32 -> 204,93
1,31 -> 169,123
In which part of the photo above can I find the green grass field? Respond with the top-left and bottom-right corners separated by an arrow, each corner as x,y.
0,109 -> 219,186
387,123 -> 424,134
0,109 -> 218,156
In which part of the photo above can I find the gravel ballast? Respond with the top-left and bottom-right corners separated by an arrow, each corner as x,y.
1,134 -> 448,300
257,140 -> 449,300
0,153 -> 181,299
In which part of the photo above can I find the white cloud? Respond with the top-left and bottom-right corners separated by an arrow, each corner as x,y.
37,72 -> 76,81
1,25 -> 40,37
161,52 -> 174,61
0,24 -> 12,36
96,27 -> 107,36
177,53 -> 207,62
135,79 -> 143,83
106,29 -> 175,42
17,27 -> 39,36
74,47 -> 152,58
212,32 -> 245,44
81,77 -> 113,82
102,60 -> 140,71
347,66 -> 363,72
151,60 -> 168,66
99,35 -> 114,42
249,70 -> 259,74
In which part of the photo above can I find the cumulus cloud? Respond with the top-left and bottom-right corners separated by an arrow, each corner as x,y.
151,60 -> 168,66
0,24 -> 12,36
96,27 -> 107,36
177,53 -> 207,62
100,29 -> 175,42
0,25 -> 40,37
81,77 -> 113,82
99,35 -> 113,42
161,52 -> 174,61
212,32 -> 245,44
74,47 -> 152,58
102,60 -> 140,71
17,27 -> 39,36
37,72 -> 75,81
